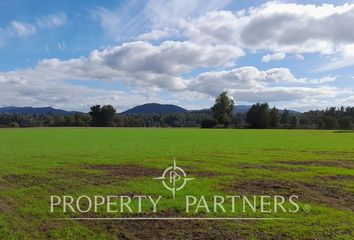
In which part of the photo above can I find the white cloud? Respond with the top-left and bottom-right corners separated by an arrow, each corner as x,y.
0,12 -> 67,46
293,53 -> 304,61
2,1 -> 354,111
187,66 -> 341,101
8,21 -> 36,37
182,10 -> 240,45
261,52 -> 286,62
144,0 -> 231,29
90,6 -> 121,38
0,51 -> 350,110
183,3 -> 354,53
36,13 -> 67,28
0,77 -> 164,112
228,86 -> 342,103
136,29 -> 169,41
0,39 -> 244,109
3,34 -> 340,110
90,0 -> 232,41
298,76 -> 337,84
284,94 -> 354,112
317,44 -> 354,71
179,2 -> 354,71
1,36 -> 348,111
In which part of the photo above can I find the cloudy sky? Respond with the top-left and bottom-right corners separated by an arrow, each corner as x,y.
1,0 -> 354,112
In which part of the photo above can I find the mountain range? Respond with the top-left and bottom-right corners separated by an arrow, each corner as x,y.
0,103 -> 300,115
0,106 -> 77,115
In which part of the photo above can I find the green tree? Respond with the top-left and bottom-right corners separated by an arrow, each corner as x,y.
89,105 -> 116,127
246,103 -> 269,128
101,105 -> 116,126
89,105 -> 102,126
211,92 -> 235,127
290,115 -> 299,128
280,109 -> 289,124
268,107 -> 279,128
201,118 -> 218,128
322,116 -> 337,129
338,116 -> 352,129
8,122 -> 20,128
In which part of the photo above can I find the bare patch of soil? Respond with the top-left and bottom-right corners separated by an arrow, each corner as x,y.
50,168 -> 124,187
115,219 -> 241,240
0,196 -> 16,214
2,174 -> 51,188
82,210 -> 245,240
317,175 -> 354,181
224,178 -> 354,211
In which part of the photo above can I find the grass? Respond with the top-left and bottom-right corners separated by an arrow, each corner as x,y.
0,128 -> 353,239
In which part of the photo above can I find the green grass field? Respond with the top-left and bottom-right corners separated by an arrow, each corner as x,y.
0,128 -> 353,239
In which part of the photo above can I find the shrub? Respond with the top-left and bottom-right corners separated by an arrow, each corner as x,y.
8,122 -> 20,128
201,118 -> 218,128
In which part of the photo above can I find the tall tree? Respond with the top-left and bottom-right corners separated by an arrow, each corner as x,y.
290,115 -> 299,128
322,116 -> 337,129
211,92 -> 235,127
89,105 -> 116,127
89,105 -> 102,126
280,109 -> 289,124
268,107 -> 279,128
101,105 -> 116,126
338,116 -> 352,129
246,103 -> 269,128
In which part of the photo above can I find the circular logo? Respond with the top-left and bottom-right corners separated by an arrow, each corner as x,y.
154,159 -> 194,199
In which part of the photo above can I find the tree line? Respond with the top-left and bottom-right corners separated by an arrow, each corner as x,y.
207,92 -> 353,129
0,93 -> 353,129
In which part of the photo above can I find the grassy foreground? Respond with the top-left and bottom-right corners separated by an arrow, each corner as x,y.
0,128 -> 353,239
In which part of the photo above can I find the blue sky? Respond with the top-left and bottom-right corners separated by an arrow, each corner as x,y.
1,0 -> 354,112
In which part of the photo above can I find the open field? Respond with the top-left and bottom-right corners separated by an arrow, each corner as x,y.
0,128 -> 353,239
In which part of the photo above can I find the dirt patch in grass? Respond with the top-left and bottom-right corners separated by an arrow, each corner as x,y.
82,210 -> 244,240
277,160 -> 354,169
300,150 -> 354,156
2,174 -> 51,188
224,178 -> 354,211
317,175 -> 354,181
0,196 -> 16,214
50,168 -> 125,187
116,219 -> 240,239
85,164 -> 161,178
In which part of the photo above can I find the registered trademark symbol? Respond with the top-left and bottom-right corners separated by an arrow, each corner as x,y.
303,204 -> 311,212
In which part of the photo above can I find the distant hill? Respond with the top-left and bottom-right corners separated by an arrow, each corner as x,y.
236,105 -> 251,113
122,103 -> 188,114
0,106 -> 78,115
0,104 -> 301,115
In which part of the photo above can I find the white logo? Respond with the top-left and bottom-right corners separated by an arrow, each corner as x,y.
154,159 -> 194,199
